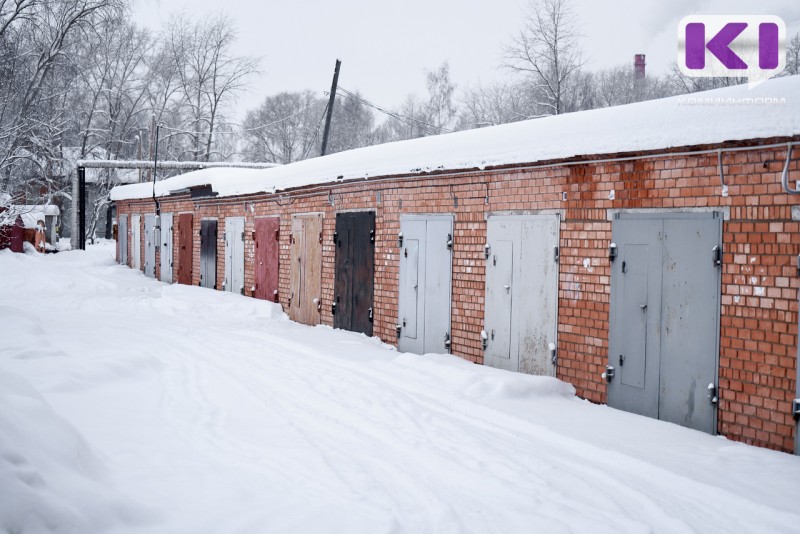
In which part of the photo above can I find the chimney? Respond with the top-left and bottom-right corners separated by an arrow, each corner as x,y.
634,54 -> 646,80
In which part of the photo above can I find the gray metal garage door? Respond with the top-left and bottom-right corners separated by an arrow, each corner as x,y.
608,212 -> 722,434
160,213 -> 173,283
144,214 -> 156,278
398,214 -> 453,355
484,214 -> 560,375
118,214 -> 127,266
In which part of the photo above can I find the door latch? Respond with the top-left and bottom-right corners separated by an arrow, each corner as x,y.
618,354 -> 625,366
602,365 -> 615,382
444,333 -> 451,352
707,383 -> 718,405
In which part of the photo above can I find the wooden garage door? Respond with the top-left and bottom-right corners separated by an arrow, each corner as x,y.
177,213 -> 193,285
254,217 -> 280,302
289,214 -> 322,326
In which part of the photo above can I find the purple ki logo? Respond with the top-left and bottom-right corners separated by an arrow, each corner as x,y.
678,16 -> 786,84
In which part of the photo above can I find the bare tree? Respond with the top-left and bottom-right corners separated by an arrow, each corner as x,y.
241,91 -> 325,164
786,32 -> 800,76
504,0 -> 584,115
166,14 -> 258,162
455,81 -> 538,130
424,62 -> 457,133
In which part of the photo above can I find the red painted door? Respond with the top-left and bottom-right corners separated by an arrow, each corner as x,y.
254,217 -> 280,302
178,213 -> 193,285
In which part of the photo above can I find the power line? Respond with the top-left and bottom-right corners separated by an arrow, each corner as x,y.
300,101 -> 329,161
336,86 -> 454,135
160,101 -> 320,137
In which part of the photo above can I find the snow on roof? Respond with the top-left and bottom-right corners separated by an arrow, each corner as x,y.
111,76 -> 800,202
6,205 -> 60,228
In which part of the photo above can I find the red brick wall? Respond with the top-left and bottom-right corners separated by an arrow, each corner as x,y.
115,139 -> 799,452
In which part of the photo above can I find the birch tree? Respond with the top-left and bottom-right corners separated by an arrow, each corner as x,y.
504,0 -> 584,115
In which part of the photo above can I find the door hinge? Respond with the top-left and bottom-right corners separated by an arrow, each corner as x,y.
395,323 -> 402,338
712,245 -> 722,268
241,231 -> 245,241
792,399 -> 800,420
331,301 -> 337,315
369,229 -> 375,244
275,229 -> 280,241
368,307 -> 373,321
446,233 -> 453,250
397,232 -> 403,248
481,330 -> 488,350
333,231 -> 338,244
444,332 -> 451,352
484,244 -> 490,259
318,231 -> 323,244
273,289 -> 279,303
553,246 -> 560,263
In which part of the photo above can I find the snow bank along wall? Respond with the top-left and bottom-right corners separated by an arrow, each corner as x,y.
111,82 -> 800,454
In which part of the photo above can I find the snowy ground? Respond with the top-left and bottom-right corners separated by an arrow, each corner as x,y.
1,244 -> 799,534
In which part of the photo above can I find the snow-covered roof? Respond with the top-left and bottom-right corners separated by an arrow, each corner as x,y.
5,205 -> 60,228
111,76 -> 800,202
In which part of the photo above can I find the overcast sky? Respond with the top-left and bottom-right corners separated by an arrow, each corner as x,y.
133,0 -> 800,120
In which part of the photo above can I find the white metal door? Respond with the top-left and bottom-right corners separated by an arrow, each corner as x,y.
398,215 -> 452,355
131,214 -> 141,271
484,215 -> 560,375
224,217 -> 245,294
160,213 -> 173,283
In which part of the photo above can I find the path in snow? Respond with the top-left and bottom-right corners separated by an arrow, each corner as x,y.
1,243 -> 799,533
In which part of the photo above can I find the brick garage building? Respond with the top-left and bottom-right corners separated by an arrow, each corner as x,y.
111,77 -> 800,453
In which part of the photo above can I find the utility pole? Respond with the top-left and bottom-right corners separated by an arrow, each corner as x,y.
320,59 -> 341,157
147,115 -> 155,182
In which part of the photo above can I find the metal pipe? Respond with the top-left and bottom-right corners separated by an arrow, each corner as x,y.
717,150 -> 728,197
76,159 -> 279,170
781,143 -> 798,194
